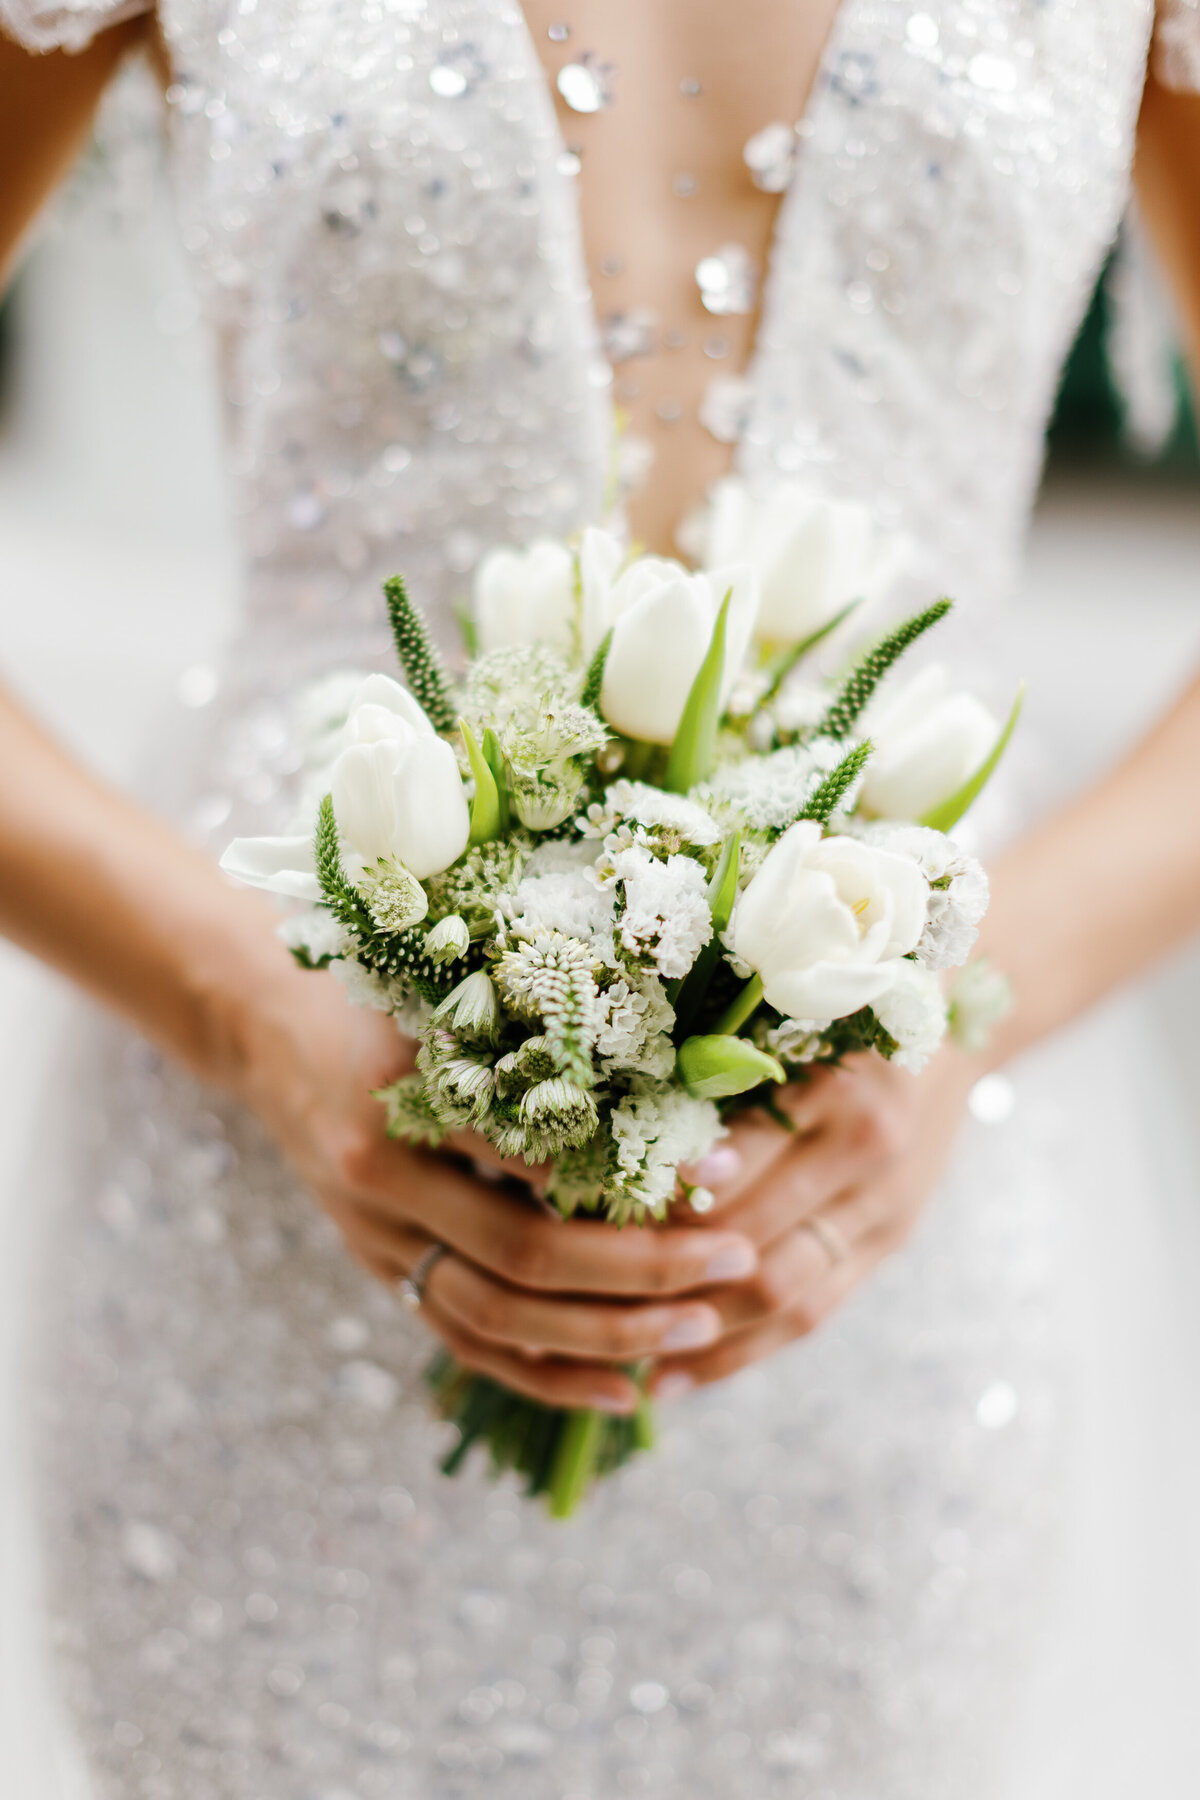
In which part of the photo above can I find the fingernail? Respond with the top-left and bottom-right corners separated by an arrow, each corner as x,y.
660,1311 -> 720,1352
686,1145 -> 743,1188
654,1372 -> 696,1403
591,1389 -> 636,1414
704,1241 -> 757,1282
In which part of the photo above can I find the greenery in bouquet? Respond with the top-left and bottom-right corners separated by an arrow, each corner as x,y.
223,494 -> 1020,1517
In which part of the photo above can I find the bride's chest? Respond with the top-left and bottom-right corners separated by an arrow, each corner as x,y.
158,0 -> 1153,313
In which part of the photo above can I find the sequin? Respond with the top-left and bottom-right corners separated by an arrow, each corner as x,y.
742,120 -> 797,193
557,55 -> 612,113
695,244 -> 759,316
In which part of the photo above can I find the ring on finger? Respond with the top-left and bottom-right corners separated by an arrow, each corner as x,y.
803,1213 -> 851,1268
398,1241 -> 450,1311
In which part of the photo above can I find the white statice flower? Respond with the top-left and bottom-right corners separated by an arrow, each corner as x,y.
948,956 -> 1014,1053
601,845 -> 713,980
329,957 -> 405,1013
277,907 -> 351,965
702,742 -> 832,832
773,678 -> 833,740
762,1017 -> 826,1066
609,1080 -> 723,1220
871,960 -> 948,1072
579,779 -> 721,851
594,967 -> 676,1079
505,856 -> 616,947
848,820 -> 988,970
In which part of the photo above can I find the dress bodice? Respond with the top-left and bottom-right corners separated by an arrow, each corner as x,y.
5,0 -> 1194,678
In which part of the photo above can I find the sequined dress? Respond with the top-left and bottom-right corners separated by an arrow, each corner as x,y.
4,2 -> 1200,1797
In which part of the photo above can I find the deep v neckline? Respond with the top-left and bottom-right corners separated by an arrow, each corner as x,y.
507,0 -> 855,540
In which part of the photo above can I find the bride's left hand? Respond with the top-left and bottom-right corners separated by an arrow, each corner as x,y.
649,1049 -> 978,1398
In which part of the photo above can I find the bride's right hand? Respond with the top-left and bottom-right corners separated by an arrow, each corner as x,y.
229,955 -> 758,1413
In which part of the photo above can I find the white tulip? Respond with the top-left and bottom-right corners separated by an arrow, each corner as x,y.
331,677 -> 469,879
858,664 -> 997,821
219,834 -> 320,902
220,675 -> 469,899
702,477 -> 905,647
473,539 -> 577,655
580,529 -> 760,745
727,820 -> 928,1022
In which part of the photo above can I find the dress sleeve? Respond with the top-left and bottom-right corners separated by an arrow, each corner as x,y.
0,0 -> 150,54
1152,0 -> 1200,91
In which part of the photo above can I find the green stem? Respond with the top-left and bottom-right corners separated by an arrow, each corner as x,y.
709,972 -> 763,1036
547,1406 -> 605,1518
632,1393 -> 656,1452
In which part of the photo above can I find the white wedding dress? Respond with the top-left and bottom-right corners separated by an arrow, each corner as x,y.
3,2 -> 1200,1796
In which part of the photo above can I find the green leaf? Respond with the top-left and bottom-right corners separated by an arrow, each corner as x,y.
383,574 -> 457,734
919,680 -> 1025,833
822,599 -> 951,740
668,830 -> 741,1037
677,1033 -> 784,1100
663,590 -> 731,794
460,717 -> 501,844
481,726 -> 511,833
760,600 -> 861,703
581,627 -> 614,714
455,597 -> 479,660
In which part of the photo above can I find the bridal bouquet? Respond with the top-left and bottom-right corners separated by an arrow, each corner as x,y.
223,503 -> 1019,1517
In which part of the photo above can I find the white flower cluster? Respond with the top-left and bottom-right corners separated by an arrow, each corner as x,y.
600,845 -> 714,980
610,1080 -> 723,1220
580,779 -> 720,850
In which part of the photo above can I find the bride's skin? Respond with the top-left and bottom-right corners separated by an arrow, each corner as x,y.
2,16 -> 1200,1413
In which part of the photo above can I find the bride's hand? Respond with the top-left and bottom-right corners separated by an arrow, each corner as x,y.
229,956 -> 759,1414
648,1051 -> 977,1398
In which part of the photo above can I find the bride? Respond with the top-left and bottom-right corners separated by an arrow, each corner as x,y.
2,1 -> 1199,1793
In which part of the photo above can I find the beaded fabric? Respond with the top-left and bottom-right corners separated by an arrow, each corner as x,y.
1,0 -> 1193,1795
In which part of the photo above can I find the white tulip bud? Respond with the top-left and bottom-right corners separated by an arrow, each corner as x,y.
473,539 -> 577,655
858,665 -> 997,822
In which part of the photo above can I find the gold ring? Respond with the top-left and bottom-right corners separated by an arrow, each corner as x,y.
804,1214 -> 850,1267
398,1242 -> 449,1311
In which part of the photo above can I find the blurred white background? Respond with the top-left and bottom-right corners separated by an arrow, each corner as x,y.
0,182 -> 1198,1793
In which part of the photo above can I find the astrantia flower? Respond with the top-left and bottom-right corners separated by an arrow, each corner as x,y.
424,913 -> 470,964
434,970 -> 499,1038
360,857 -> 429,931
